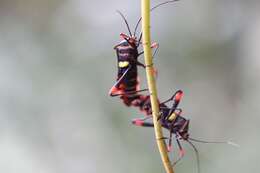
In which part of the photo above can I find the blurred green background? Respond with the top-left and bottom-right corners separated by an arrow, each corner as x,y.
0,0 -> 259,173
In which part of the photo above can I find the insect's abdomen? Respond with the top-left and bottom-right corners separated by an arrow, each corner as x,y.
119,65 -> 139,106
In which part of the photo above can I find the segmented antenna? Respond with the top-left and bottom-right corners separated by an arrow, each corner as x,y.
133,0 -> 180,37
116,10 -> 132,36
185,137 -> 239,173
189,138 -> 240,147
187,140 -> 200,173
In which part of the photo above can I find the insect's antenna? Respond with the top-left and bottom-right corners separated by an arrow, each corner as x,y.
133,18 -> 142,38
189,138 -> 240,147
116,10 -> 132,36
151,0 -> 180,11
187,140 -> 200,173
133,0 -> 180,37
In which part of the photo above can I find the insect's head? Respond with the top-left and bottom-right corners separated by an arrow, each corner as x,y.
120,33 -> 138,47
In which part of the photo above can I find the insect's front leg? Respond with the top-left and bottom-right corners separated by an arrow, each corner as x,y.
136,61 -> 146,68
138,42 -> 159,57
137,42 -> 159,77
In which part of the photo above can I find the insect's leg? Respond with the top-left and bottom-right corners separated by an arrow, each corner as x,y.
132,116 -> 169,141
137,44 -> 159,79
132,117 -> 154,127
172,137 -> 185,166
167,129 -> 174,152
109,66 -> 132,96
109,87 -> 123,97
161,90 -> 183,106
137,43 -> 159,77
138,51 -> 144,57
151,42 -> 159,58
136,61 -> 146,68
138,42 -> 159,57
147,43 -> 159,78
110,88 -> 149,97
160,91 -> 178,104
136,60 -> 158,79
161,92 -> 182,119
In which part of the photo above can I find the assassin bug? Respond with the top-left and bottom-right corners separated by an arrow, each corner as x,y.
109,12 -> 158,106
109,0 -> 180,106
132,90 -> 186,152
132,90 -> 239,173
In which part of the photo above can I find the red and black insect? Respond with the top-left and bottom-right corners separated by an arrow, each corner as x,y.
109,0 -> 180,106
109,11 -> 158,106
132,90 -> 187,152
132,90 -> 237,173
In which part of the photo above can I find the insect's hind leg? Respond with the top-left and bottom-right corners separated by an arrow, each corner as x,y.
110,88 -> 149,97
172,137 -> 185,167
109,86 -> 124,97
161,90 -> 183,104
167,129 -> 174,152
132,117 -> 154,127
132,116 -> 170,144
109,66 -> 132,97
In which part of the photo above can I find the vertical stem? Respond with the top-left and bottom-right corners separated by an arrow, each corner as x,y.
141,0 -> 174,173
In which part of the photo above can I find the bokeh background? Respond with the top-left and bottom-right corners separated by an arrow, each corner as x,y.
0,0 -> 259,173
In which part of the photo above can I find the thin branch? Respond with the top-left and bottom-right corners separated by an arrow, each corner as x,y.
141,0 -> 174,173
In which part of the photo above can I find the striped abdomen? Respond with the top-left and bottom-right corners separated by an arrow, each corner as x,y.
115,41 -> 140,106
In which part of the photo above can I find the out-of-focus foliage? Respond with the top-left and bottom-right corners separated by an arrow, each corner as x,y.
0,0 -> 259,173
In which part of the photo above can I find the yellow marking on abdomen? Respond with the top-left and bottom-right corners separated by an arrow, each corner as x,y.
119,61 -> 129,68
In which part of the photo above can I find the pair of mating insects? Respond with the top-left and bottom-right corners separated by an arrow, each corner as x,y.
109,1 -> 237,172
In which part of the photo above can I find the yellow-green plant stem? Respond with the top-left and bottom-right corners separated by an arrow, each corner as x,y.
141,0 -> 174,173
